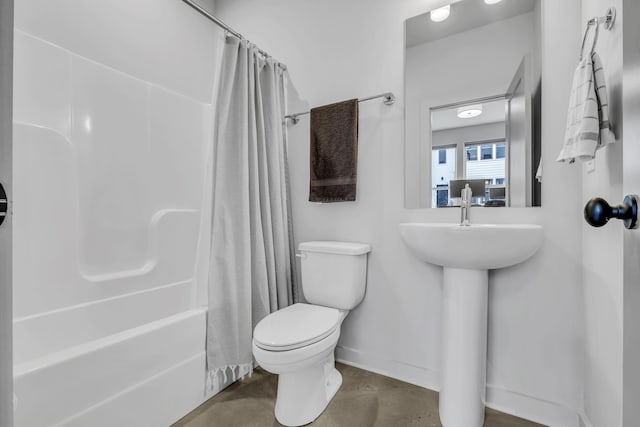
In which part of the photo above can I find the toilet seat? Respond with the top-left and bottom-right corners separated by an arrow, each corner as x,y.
253,303 -> 341,351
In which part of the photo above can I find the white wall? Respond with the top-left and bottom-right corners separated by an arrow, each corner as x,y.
216,0 -> 585,425
0,1 -> 13,425
622,1 -> 640,425
580,0 -> 624,425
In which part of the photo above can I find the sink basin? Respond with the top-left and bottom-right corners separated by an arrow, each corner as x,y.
398,223 -> 544,270
398,222 -> 544,427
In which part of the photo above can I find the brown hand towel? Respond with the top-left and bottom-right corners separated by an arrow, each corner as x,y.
309,99 -> 359,202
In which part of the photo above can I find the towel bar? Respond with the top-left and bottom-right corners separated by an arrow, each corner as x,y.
285,92 -> 395,124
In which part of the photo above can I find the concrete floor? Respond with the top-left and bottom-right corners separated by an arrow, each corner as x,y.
172,363 -> 546,427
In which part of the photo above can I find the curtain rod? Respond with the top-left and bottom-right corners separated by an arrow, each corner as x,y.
285,92 -> 396,124
181,0 -> 287,70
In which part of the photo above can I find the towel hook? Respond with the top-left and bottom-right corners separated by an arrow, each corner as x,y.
580,7 -> 616,61
602,7 -> 616,30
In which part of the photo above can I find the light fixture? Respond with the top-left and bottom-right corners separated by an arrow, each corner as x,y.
430,5 -> 451,22
457,104 -> 483,119
83,116 -> 92,133
484,0 -> 503,4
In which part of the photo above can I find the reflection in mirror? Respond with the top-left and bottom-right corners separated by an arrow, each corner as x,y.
431,97 -> 507,207
404,0 -> 541,209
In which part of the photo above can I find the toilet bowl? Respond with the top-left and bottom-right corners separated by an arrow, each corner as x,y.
252,241 -> 370,427
253,304 -> 346,426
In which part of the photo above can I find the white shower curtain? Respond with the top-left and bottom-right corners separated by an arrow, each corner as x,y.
206,36 -> 296,392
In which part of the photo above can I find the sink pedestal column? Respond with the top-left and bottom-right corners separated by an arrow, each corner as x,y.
439,267 -> 488,427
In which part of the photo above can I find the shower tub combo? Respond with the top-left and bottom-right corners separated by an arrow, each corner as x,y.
12,24 -> 211,427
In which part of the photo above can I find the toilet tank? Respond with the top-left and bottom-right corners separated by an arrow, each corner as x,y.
298,241 -> 371,310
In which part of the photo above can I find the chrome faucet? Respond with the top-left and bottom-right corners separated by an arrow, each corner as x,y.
460,183 -> 472,226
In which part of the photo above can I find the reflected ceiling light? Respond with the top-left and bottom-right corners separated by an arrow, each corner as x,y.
457,104 -> 483,119
84,116 -> 92,133
430,5 -> 451,22
484,0 -> 503,4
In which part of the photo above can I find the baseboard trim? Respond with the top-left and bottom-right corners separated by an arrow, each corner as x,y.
485,384 -> 581,427
335,345 -> 439,392
336,345 -> 581,427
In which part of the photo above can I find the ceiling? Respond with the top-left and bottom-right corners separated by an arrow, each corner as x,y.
405,0 -> 537,48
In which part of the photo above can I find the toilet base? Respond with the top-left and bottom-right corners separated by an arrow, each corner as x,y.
274,353 -> 342,426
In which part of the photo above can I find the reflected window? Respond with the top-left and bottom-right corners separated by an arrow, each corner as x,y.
466,142 -> 506,202
431,140 -> 509,207
481,145 -> 493,160
466,146 -> 478,161
438,149 -> 447,164
432,146 -> 456,207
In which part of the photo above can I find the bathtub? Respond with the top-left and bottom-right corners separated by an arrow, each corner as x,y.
13,289 -> 207,427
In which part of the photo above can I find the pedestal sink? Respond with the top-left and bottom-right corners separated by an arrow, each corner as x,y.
398,223 -> 544,427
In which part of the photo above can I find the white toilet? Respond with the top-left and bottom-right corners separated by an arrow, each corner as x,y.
252,241 -> 371,427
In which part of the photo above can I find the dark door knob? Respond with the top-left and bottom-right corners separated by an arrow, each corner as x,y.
584,194 -> 639,229
0,182 -> 6,227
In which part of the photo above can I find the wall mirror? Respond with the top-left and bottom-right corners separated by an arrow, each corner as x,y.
404,0 -> 542,209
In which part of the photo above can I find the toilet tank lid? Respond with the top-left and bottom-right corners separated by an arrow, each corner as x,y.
298,241 -> 371,255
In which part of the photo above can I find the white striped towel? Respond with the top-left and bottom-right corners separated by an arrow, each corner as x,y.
556,51 -> 615,163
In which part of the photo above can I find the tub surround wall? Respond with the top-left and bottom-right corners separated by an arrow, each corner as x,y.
12,0 -> 221,425
215,1 -> 585,425
13,0 -> 219,319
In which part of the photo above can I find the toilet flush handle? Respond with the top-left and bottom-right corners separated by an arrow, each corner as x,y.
295,252 -> 307,260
